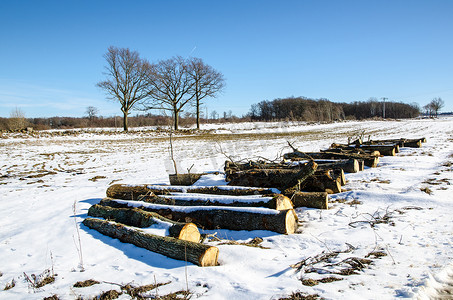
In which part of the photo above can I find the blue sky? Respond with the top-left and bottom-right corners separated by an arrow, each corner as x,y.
0,0 -> 452,118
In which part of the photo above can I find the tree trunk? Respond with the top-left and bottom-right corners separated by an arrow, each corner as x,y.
87,204 -> 200,242
226,161 -> 317,191
106,184 -> 275,198
196,98 -> 200,130
290,192 -> 329,209
122,110 -> 128,132
174,108 -> 179,130
99,198 -> 299,234
83,218 -> 218,267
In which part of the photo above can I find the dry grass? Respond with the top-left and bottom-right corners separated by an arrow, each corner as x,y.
217,237 -> 270,249
89,175 -> 107,182
24,269 -> 56,290
301,276 -> 343,286
3,279 -> 15,290
73,279 -> 100,288
279,291 -> 323,300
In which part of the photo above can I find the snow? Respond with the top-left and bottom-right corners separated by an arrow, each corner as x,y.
1,117 -> 452,299
112,199 -> 282,215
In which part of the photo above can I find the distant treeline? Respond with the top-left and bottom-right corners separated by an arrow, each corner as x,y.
248,97 -> 420,121
0,113 -> 243,131
0,97 -> 421,131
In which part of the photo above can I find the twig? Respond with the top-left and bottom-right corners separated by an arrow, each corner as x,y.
72,201 -> 84,272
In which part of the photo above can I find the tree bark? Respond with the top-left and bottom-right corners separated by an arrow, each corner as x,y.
290,192 -> 329,209
359,138 -> 424,148
300,171 -> 342,194
123,110 -> 128,132
226,161 -> 317,191
312,159 -> 359,174
174,108 -> 179,130
106,184 -> 275,198
284,151 -> 379,168
83,218 -> 218,267
196,98 -> 201,129
156,193 -> 293,210
99,198 -> 299,234
87,204 -> 200,242
330,144 -> 398,156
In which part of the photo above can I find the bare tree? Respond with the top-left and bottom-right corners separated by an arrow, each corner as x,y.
430,97 -> 444,117
86,106 -> 99,121
187,57 -> 225,129
8,107 -> 27,131
96,46 -> 151,131
145,56 -> 195,130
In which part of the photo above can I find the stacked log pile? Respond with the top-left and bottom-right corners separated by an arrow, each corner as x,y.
84,184 -> 300,266
83,136 -> 425,266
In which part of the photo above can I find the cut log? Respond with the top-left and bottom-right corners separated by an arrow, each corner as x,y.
290,192 -> 329,209
83,218 -> 218,267
330,144 -> 397,156
106,184 -> 275,199
301,171 -> 342,194
403,139 -> 423,148
327,168 -> 346,186
228,159 -> 359,174
106,185 -> 290,210
360,138 -> 424,148
315,159 -> 359,174
226,161 -> 318,191
284,151 -> 379,168
87,204 -> 200,242
99,198 -> 299,234
157,193 -> 293,210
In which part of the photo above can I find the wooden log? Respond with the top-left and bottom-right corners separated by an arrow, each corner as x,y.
301,171 -> 342,194
361,138 -> 424,148
106,185 -> 290,210
99,198 -> 299,234
329,168 -> 346,186
82,218 -> 218,267
315,159 -> 359,173
284,151 -> 379,168
157,193 -> 293,210
107,184 -> 275,198
403,139 -> 423,148
357,159 -> 365,171
106,184 -> 155,201
290,192 -> 329,209
87,204 -> 200,242
330,144 -> 397,156
234,159 -> 359,174
226,161 -> 318,191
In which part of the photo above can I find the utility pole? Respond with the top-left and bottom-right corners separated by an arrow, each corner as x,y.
381,97 -> 388,118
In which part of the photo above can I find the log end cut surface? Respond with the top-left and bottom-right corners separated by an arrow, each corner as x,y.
179,223 -> 201,243
199,246 -> 220,267
285,210 -> 298,234
274,194 -> 294,210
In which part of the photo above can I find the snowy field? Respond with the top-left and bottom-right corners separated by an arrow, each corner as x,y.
1,118 -> 452,299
